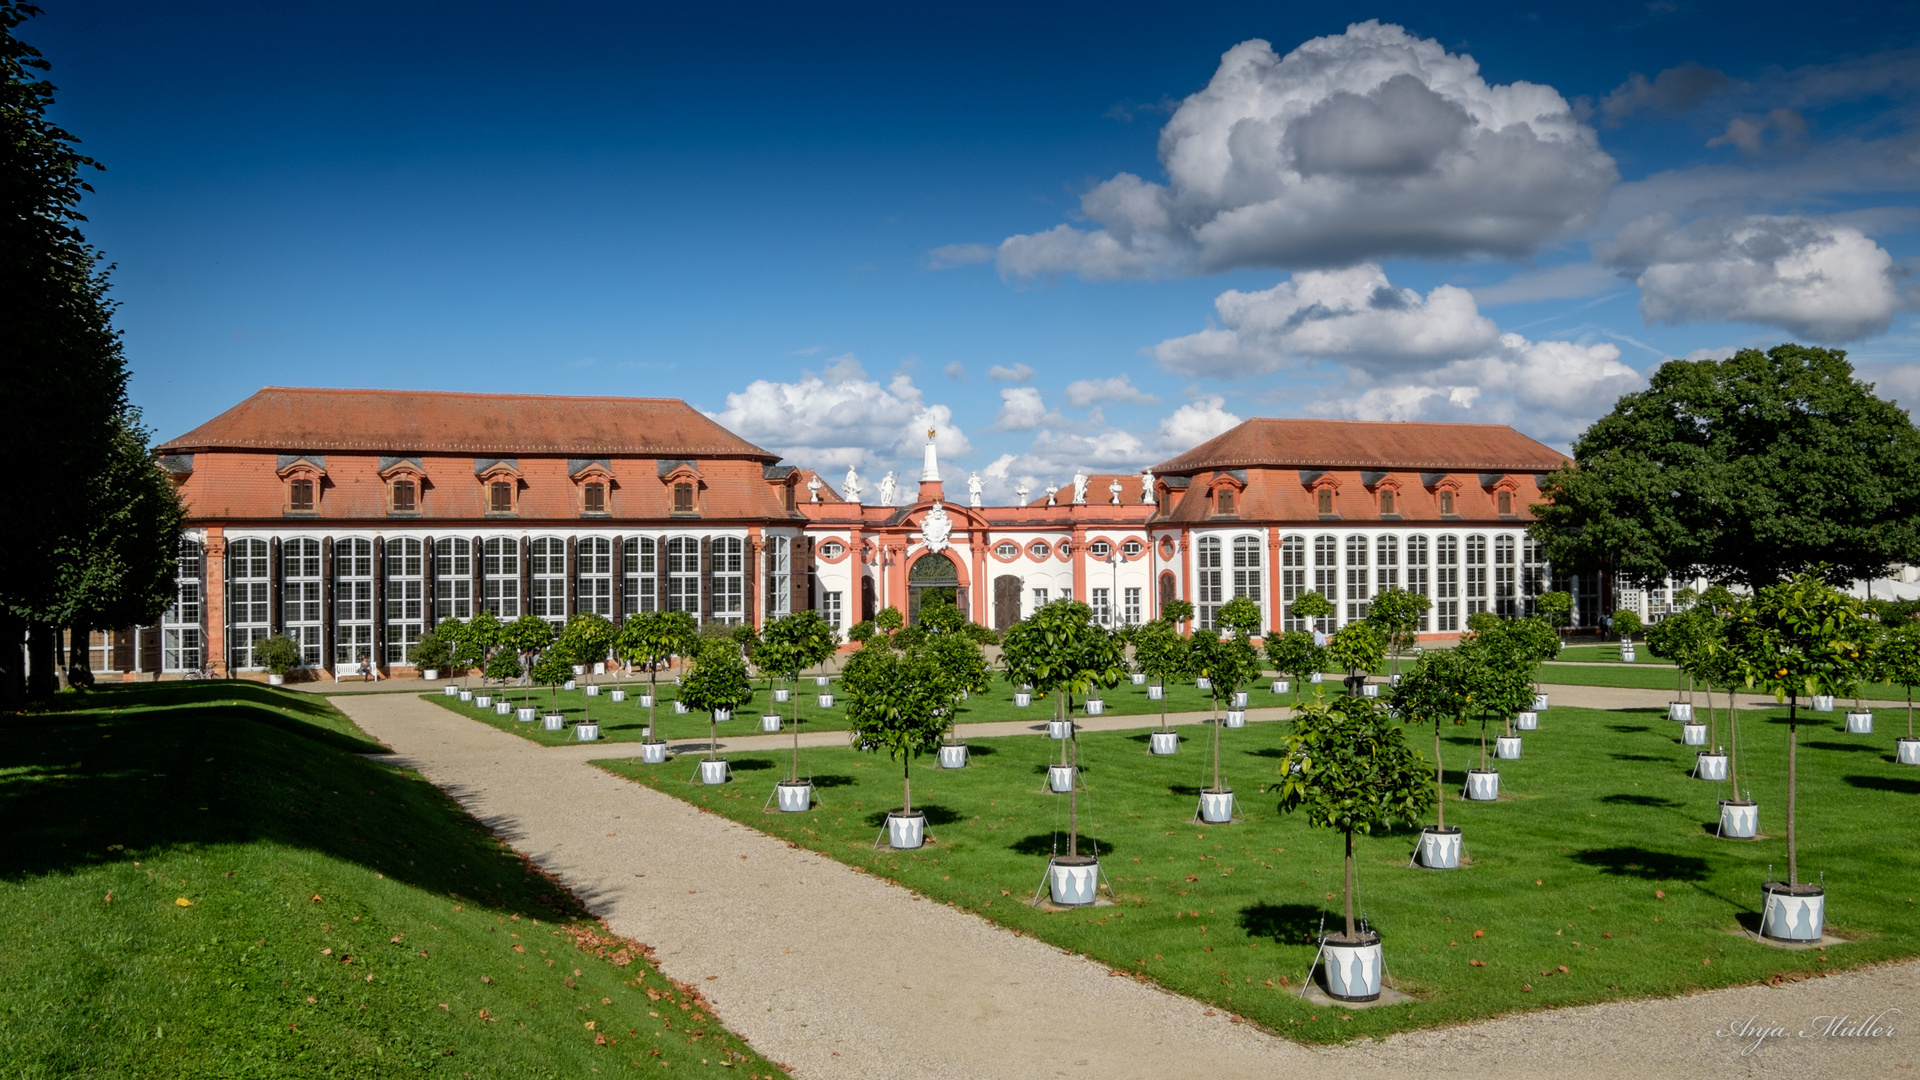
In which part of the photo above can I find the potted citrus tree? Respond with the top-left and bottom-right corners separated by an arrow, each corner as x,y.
679,637 -> 754,786
504,613 -> 555,720
921,610 -> 989,768
257,633 -> 300,685
1265,628 -> 1322,704
757,609 -> 841,809
1289,591 -> 1335,685
615,610 -> 700,763
413,627 -> 451,682
1389,647 -> 1478,868
1879,617 -> 1920,765
844,642 -> 949,850
557,613 -> 615,739
1612,608 -> 1642,661
1366,587 -> 1430,681
1327,621 -> 1386,698
1131,617 -> 1191,755
1455,625 -> 1537,798
1276,694 -> 1434,1001
1188,614 -> 1263,825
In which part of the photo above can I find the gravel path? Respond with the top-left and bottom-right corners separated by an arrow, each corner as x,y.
333,691 -> 1917,1079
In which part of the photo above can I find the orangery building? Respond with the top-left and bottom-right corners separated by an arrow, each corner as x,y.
104,387 -> 1592,679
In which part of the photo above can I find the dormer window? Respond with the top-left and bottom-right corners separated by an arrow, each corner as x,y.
391,480 -> 416,513
1497,490 -> 1514,516
673,482 -> 695,513
583,482 -> 607,514
1216,490 -> 1236,515
290,479 -> 315,511
1440,490 -> 1456,515
1316,488 -> 1333,515
1379,488 -> 1395,515
783,482 -> 796,511
489,481 -> 514,513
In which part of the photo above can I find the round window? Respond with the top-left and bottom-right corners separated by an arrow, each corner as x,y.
1027,541 -> 1050,560
995,542 -> 1019,558
819,541 -> 844,558
1089,541 -> 1111,558
1122,540 -> 1143,557
1158,536 -> 1176,560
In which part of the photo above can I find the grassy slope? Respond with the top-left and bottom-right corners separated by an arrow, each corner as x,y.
597,700 -> 1920,1045
0,683 -> 786,1079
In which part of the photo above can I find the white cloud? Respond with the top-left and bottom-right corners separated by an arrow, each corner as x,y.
1156,395 -> 1244,450
1153,264 -> 1499,377
942,361 -> 967,380
709,354 -> 973,473
993,387 -> 1053,431
1603,214 -> 1905,341
987,363 -> 1035,382
996,21 -> 1615,279
1064,373 -> 1159,407
925,243 -> 994,270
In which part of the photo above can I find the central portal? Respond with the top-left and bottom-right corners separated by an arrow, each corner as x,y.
907,551 -> 961,624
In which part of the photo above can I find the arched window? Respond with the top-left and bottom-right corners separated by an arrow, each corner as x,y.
1494,534 -> 1518,616
1406,534 -> 1430,632
386,538 -> 424,664
162,538 -> 204,673
483,537 -> 519,617
1376,534 -> 1400,592
666,537 -> 700,615
995,541 -> 1018,558
623,537 -> 656,615
712,537 -> 744,623
1435,534 -> 1460,631
1231,536 -> 1262,614
1345,534 -> 1371,622
1028,541 -> 1050,560
1196,535 -> 1223,629
578,537 -> 612,617
435,538 -> 472,622
765,536 -> 791,619
334,538 -> 374,668
1312,534 -> 1338,631
283,538 -> 322,667
1465,534 -> 1489,616
529,537 -> 567,626
1523,536 -> 1548,616
227,538 -> 270,671
1280,533 -> 1308,632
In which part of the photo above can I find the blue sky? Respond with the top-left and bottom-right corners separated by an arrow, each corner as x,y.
31,0 -> 1920,496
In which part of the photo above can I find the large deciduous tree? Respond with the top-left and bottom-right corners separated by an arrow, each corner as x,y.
1532,345 -> 1920,591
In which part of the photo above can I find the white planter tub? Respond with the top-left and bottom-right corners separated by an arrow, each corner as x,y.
422,669 -> 439,682
495,702 -> 511,716
887,811 -> 926,850
776,780 -> 811,812
1272,680 -> 1290,694
543,714 -> 564,731
459,690 -> 473,702
1048,856 -> 1098,906
516,706 -> 536,722
1146,685 -> 1163,701
1465,769 -> 1500,801
1084,699 -> 1105,716
1681,722 -> 1707,746
698,758 -> 729,785
1320,932 -> 1383,1001
1760,882 -> 1825,942
1515,710 -> 1538,731
1047,719 -> 1074,740
1131,673 -> 1146,685
773,688 -> 790,703
938,743 -> 968,769
1667,702 -> 1691,722
585,684 -> 599,697
575,722 -> 599,741
1418,827 -> 1462,869
1899,737 -> 1920,765
1014,692 -> 1033,707
593,662 -> 605,676
1695,752 -> 1728,781
713,708 -> 731,723
637,693 -> 653,708
609,689 -> 625,703
1846,711 -> 1873,734
1048,764 -> 1076,793
564,680 -> 577,691
572,665 -> 585,676
1532,693 -> 1550,711
1198,788 -> 1234,824
1360,683 -> 1379,699
1495,735 -> 1522,759
475,695 -> 492,708
1149,731 -> 1179,755
816,675 -> 830,687
673,701 -> 690,714
1232,691 -> 1249,708
639,740 -> 668,764
1224,709 -> 1246,729
268,673 -> 285,685
444,685 -> 460,697
1812,695 -> 1835,712
1194,677 -> 1212,691
817,694 -> 834,708
1719,800 -> 1758,838
761,715 -> 781,733
1309,672 -> 1324,685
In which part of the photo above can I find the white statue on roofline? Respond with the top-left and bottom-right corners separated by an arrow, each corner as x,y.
1072,470 -> 1088,505
1141,468 -> 1155,504
967,471 -> 983,508
844,467 -> 863,505
878,471 -> 897,507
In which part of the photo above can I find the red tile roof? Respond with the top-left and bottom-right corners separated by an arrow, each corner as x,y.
1153,419 -> 1567,474
158,388 -> 777,460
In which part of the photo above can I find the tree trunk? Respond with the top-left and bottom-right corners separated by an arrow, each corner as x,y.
648,668 -> 658,740
1067,733 -> 1079,858
1480,720 -> 1489,771
1908,687 -> 1913,740
902,757 -> 912,816
1158,678 -> 1167,732
1787,697 -> 1798,886
709,715 -> 718,761
27,621 -> 57,699
1211,686 -> 1222,792
790,672 -> 801,783
1728,692 -> 1741,798
1343,827 -> 1357,939
1434,723 -> 1446,830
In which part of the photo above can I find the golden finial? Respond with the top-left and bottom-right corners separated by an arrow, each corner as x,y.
927,427 -> 936,440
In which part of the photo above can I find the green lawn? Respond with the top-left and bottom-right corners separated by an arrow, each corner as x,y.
0,683 -> 787,1079
1553,644 -> 1671,665
426,675 -> 1283,747
595,698 -> 1920,1045
1537,661 -> 1919,705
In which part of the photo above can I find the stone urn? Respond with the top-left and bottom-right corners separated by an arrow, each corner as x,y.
1149,731 -> 1179,755
517,706 -> 537,722
1198,788 -> 1234,824
761,714 -> 781,733
1464,769 -> 1500,801
1495,735 -> 1522,759
1146,685 -> 1163,701
1418,826 -> 1461,869
543,714 -> 564,731
1223,709 -> 1247,729
1719,799 -> 1758,838
1319,931 -> 1383,1002
575,722 -> 599,741
1681,722 -> 1707,746
639,740 -> 668,764
1898,737 -> 1920,765
1760,882 -> 1825,942
938,743 -> 968,769
776,780 -> 811,812
1846,711 -> 1873,734
1048,855 -> 1098,906
886,810 -> 926,850
1694,751 -> 1728,781
698,758 -> 729,785
1515,710 -> 1538,731
1048,764 -> 1076,793
1667,702 -> 1692,722
1047,719 -> 1073,740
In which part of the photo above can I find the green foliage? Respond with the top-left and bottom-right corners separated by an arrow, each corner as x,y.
848,620 -> 876,644
465,609 -> 503,653
1535,590 -> 1574,628
614,610 -> 699,672
1647,606 -> 1721,685
1727,572 -> 1874,704
254,634 -> 301,677
1160,598 -> 1195,626
1288,590 -> 1334,625
1389,648 -> 1478,729
555,612 -> 615,668
1189,629 -> 1263,697
531,650 -> 571,688
922,631 -> 991,707
697,620 -> 736,641
410,628 -> 451,672
917,594 -> 968,635
1532,344 -> 1920,589
503,613 -> 556,656
1466,610 -> 1502,634
483,648 -> 523,685
998,600 -> 1124,700
843,646 -> 951,811
678,638 -> 754,715
1277,697 -> 1435,836
757,610 -> 840,679
59,411 -> 185,634
1367,588 -> 1431,668
875,606 -> 905,634
1610,609 -> 1643,641
1875,619 -> 1920,693
1326,622 -> 1386,686
729,622 -> 761,660
1215,595 -> 1262,640
1131,620 -> 1191,685
1264,630 -> 1324,688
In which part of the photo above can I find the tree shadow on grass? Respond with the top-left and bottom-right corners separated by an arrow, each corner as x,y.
1245,747 -> 1289,759
810,774 -> 858,789
957,741 -> 997,757
727,757 -> 777,772
862,803 -> 962,828
1599,793 -> 1684,809
1009,832 -> 1115,857
1805,741 -> 1881,754
1570,846 -> 1710,881
1609,753 -> 1670,762
1844,774 -> 1920,795
1607,724 -> 1653,734
1237,902 -> 1331,946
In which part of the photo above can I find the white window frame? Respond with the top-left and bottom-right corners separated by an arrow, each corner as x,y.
578,536 -> 613,617
483,537 -> 519,618
712,536 -> 744,624
282,537 -> 323,667
435,537 -> 472,622
765,536 -> 791,619
624,536 -> 657,615
334,537 -> 375,668
162,538 -> 205,672
1344,533 -> 1370,623
385,537 -> 424,665
529,536 -> 567,627
666,536 -> 701,618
